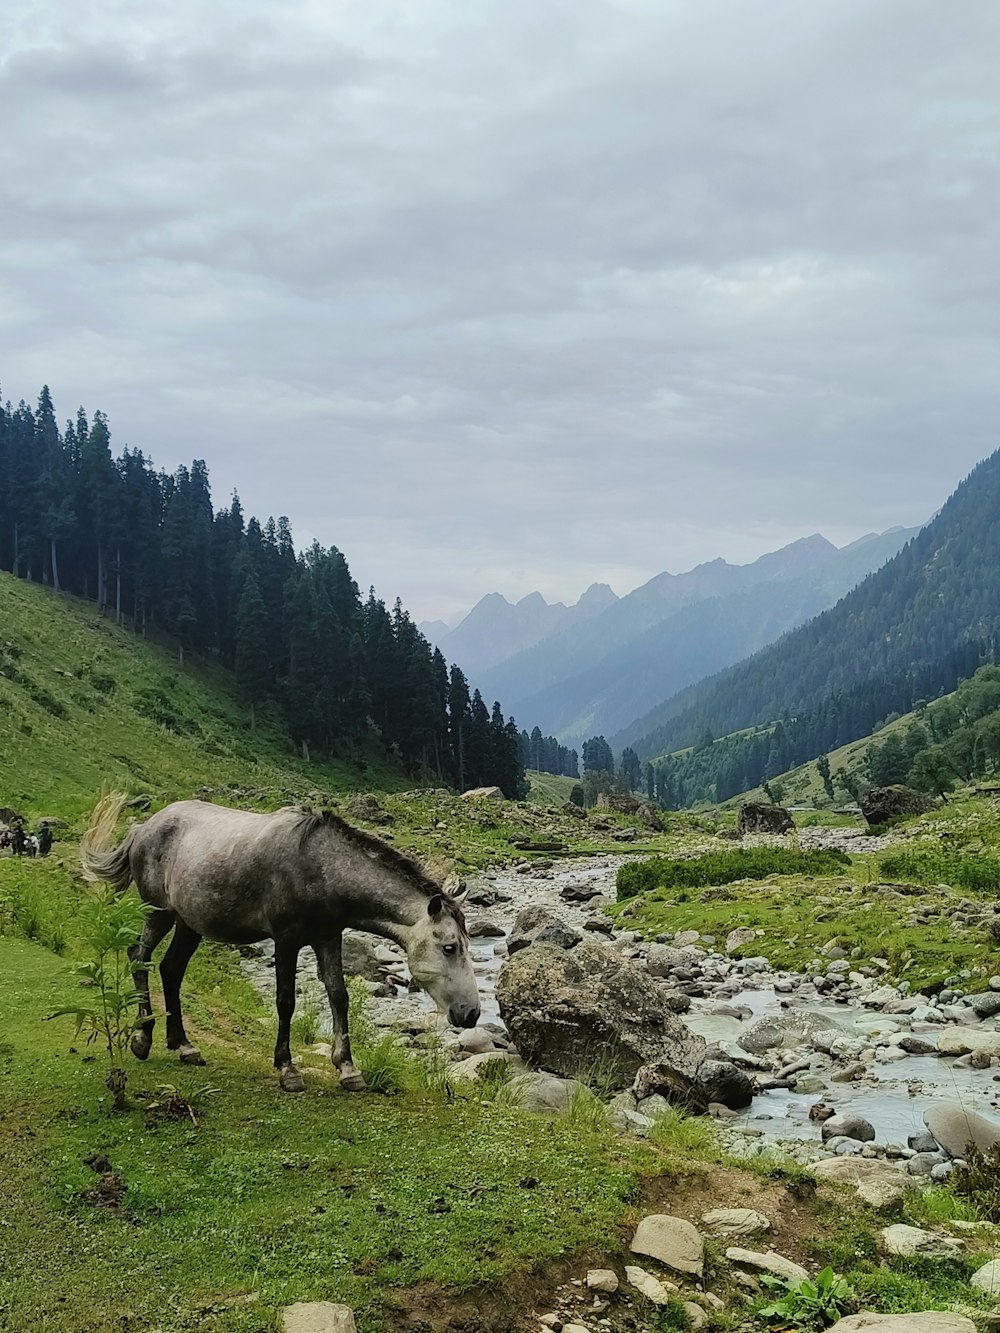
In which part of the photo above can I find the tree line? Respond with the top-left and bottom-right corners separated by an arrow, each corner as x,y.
519,727 -> 579,778
0,385 -> 525,795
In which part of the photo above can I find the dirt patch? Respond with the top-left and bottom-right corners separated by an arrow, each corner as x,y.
78,1152 -> 128,1212
387,1160 -> 827,1332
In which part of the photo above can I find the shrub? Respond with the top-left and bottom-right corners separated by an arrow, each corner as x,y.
878,848 -> 1000,895
616,847 -> 850,901
952,1142 -> 1000,1220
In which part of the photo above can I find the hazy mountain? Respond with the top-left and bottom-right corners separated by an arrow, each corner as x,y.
610,450 -> 1000,780
474,534 -> 850,731
510,526 -> 919,746
423,582 -> 618,677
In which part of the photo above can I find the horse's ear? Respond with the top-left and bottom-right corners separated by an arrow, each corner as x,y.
427,894 -> 444,918
450,888 -> 469,908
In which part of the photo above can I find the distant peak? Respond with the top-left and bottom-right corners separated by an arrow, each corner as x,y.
576,582 -> 618,607
517,591 -> 549,609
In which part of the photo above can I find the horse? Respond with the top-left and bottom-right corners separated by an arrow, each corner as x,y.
80,794 -> 480,1093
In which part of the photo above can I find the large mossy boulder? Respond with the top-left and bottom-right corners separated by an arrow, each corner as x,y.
737,803 -> 794,834
860,786 -> 936,826
496,939 -> 706,1090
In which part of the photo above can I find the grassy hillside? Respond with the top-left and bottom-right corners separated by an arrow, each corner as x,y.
0,573 -> 405,823
523,769 -> 578,806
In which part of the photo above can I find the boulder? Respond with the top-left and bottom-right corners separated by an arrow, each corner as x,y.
860,786 -> 936,827
879,1225 -> 964,1258
282,1303 -> 357,1333
726,927 -> 759,954
856,1175 -> 915,1210
725,1248 -> 808,1282
924,1102 -> 1000,1158
701,1208 -> 771,1239
507,905 -> 582,955
971,1259 -> 1000,1295
587,1269 -> 619,1293
821,1115 -> 876,1144
496,940 -> 706,1090
630,1214 -> 704,1278
514,1072 -> 583,1114
829,1317 -> 975,1333
737,803 -> 794,834
624,1265 -> 676,1305
694,1059 -> 754,1110
462,786 -> 504,799
346,793 -> 392,825
341,931 -> 383,981
740,1011 -> 843,1055
597,791 -> 640,814
937,1029 -> 1000,1058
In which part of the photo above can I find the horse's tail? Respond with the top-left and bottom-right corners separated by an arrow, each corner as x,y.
80,792 -> 136,892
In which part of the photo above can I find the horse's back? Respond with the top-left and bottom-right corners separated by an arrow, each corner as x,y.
131,802 -> 311,941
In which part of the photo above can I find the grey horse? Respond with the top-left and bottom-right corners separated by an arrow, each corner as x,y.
80,795 -> 480,1092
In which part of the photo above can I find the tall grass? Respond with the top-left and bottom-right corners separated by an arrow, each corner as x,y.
617,846 -> 851,900
879,848 -> 1000,895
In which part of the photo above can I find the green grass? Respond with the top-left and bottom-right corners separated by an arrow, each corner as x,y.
616,846 -> 851,900
0,935 -> 656,1332
879,847 -> 1000,894
0,572 -> 405,825
523,770 -> 579,807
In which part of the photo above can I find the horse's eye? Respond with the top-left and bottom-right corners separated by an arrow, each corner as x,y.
442,943 -> 458,956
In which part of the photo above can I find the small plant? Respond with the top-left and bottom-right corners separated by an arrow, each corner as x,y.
953,1142 -> 1000,1220
759,1266 -> 854,1328
292,995 -> 323,1046
49,885 -> 151,1110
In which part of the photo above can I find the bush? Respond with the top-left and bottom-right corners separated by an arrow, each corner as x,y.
616,847 -> 851,901
952,1142 -> 1000,1220
878,848 -> 1000,894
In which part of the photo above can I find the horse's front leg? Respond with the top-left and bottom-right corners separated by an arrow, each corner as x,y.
315,936 -> 366,1092
273,938 -> 305,1092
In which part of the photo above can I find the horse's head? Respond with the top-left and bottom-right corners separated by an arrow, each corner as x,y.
405,891 -> 480,1028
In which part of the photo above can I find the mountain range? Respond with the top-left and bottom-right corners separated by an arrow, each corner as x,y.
425,526 -> 920,747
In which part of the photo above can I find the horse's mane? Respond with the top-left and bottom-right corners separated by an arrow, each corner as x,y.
290,807 -> 467,934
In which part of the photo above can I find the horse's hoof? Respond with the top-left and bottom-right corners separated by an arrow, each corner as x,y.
130,1033 -> 152,1061
279,1066 -> 306,1093
340,1069 -> 367,1092
178,1045 -> 206,1066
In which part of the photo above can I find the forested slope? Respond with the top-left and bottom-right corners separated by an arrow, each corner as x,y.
616,450 -> 1000,794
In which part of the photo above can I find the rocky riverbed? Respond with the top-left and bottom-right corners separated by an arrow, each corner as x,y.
241,844 -> 1000,1171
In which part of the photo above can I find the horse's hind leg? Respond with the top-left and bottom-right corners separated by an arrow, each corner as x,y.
273,938 -> 305,1092
160,920 -> 206,1065
315,936 -> 366,1092
127,908 -> 175,1060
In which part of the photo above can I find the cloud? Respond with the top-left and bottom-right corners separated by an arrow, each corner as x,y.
2,0 -> 999,622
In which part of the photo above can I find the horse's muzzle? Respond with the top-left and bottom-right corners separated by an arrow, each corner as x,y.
448,1003 -> 480,1029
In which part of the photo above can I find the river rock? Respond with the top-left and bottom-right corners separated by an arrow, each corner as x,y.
507,905 -> 582,954
740,1011 -> 843,1054
624,1265 -> 677,1304
828,1316 -> 976,1333
737,802 -> 794,834
282,1303 -> 357,1333
971,1259 -> 1000,1295
467,918 -> 505,938
822,1115 -> 876,1143
860,786 -> 936,825
725,1248 -> 808,1282
924,1101 -> 1000,1157
937,1029 -> 1000,1058
693,1058 -> 754,1110
341,932 -> 383,981
726,927 -> 759,954
587,1268 -> 619,1292
971,993 -> 1000,1019
631,1215 -> 704,1278
515,1072 -> 583,1114
449,1051 -> 526,1081
701,1208 -> 771,1239
856,1174 -> 915,1210
879,1225 -> 964,1258
496,940 -> 705,1089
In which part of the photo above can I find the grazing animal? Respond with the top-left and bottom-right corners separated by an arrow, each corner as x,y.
80,795 -> 480,1092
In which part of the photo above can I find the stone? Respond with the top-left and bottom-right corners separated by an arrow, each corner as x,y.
737,802 -> 794,834
906,1152 -> 947,1177
448,1051 -> 526,1082
859,786 -> 937,826
515,1072 -> 583,1114
624,1265 -> 677,1304
496,940 -> 706,1091
340,931 -> 384,981
630,1214 -> 704,1278
972,1260 -> 1000,1295
971,993 -> 1000,1018
282,1303 -> 357,1333
879,1225 -> 964,1258
898,1035 -> 938,1055
586,1269 -> 619,1292
346,793 -> 392,824
700,1208 -> 771,1239
812,1157 -> 900,1184
828,1316 -> 976,1333
683,1301 -> 709,1330
694,1058 -> 754,1110
924,1101 -> 1000,1157
937,1028 -> 1000,1058
821,1115 -> 876,1143
507,905 -> 582,955
725,1248 -> 808,1282
856,1174 -> 914,1210
468,918 -> 505,938
739,1011 -> 843,1054
461,786 -> 504,799
457,1027 -> 495,1054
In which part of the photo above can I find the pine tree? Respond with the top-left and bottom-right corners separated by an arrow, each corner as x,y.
235,569 -> 271,730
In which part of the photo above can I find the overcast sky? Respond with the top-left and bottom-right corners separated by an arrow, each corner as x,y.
3,2 -> 999,624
